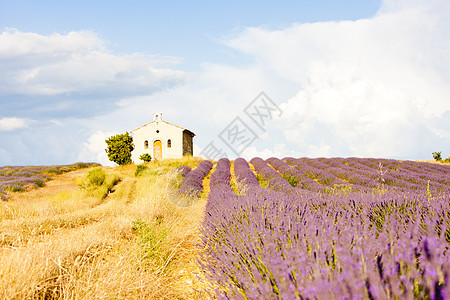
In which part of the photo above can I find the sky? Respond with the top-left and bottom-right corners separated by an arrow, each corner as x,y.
1,0 -> 450,166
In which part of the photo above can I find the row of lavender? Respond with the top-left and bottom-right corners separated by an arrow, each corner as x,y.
177,160 -> 213,197
198,158 -> 450,299
268,157 -> 450,194
177,157 -> 450,196
0,163 -> 99,201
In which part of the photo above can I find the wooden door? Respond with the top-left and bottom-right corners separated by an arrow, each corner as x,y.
153,140 -> 162,160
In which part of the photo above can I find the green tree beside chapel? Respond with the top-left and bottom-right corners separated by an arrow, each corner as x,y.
105,132 -> 135,165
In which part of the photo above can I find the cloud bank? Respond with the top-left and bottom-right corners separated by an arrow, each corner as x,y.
0,28 -> 188,118
78,131 -> 117,166
223,0 -> 450,159
2,0 -> 450,165
0,29 -> 189,165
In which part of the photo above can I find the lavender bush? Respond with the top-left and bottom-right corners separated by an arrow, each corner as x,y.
234,158 -> 302,198
198,157 -> 450,299
177,160 -> 213,196
234,158 -> 260,188
177,166 -> 192,177
284,157 -> 346,188
0,162 -> 99,200
209,158 -> 234,194
267,157 -> 325,192
250,157 -> 295,193
282,157 -> 450,194
208,158 -> 237,209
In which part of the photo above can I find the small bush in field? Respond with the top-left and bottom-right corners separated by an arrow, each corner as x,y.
75,162 -> 91,169
87,168 -> 106,186
135,165 -> 148,177
4,185 -> 25,192
139,153 -> 152,163
433,151 -> 442,161
78,167 -> 121,199
32,178 -> 46,187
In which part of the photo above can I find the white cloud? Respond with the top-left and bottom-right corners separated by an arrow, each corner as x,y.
89,61 -> 294,143
0,117 -> 28,131
0,28 -> 188,117
3,0 -> 450,165
78,131 -> 117,166
223,0 -> 450,159
242,144 -> 301,160
0,29 -> 103,57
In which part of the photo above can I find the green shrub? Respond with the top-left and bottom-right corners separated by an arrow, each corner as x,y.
139,153 -> 152,163
78,168 -> 121,199
5,185 -> 25,192
75,162 -> 91,169
135,165 -> 148,177
433,151 -> 442,161
43,168 -> 61,175
32,178 -> 46,188
87,168 -> 106,186
103,174 -> 121,191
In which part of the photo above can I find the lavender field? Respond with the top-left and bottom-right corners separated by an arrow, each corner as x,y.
0,162 -> 99,201
179,157 -> 450,299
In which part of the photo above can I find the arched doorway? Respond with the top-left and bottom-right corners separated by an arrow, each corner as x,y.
153,140 -> 162,160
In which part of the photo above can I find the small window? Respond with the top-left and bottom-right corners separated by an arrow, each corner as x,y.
167,139 -> 171,148
144,140 -> 149,149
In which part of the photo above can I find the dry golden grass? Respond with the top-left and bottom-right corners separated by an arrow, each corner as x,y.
416,159 -> 450,165
200,161 -> 216,200
229,161 -> 238,194
0,157 -> 206,299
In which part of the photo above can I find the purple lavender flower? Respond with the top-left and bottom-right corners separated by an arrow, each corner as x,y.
250,157 -> 295,193
177,166 -> 192,177
234,158 -> 260,187
0,163 -> 99,199
198,156 -> 450,299
178,160 -> 213,196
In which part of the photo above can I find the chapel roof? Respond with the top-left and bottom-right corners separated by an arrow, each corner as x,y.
130,120 -> 195,136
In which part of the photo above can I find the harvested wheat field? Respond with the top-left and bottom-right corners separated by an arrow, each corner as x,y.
0,157 -> 206,299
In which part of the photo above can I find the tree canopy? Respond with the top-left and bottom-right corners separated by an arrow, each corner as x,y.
105,132 -> 134,165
